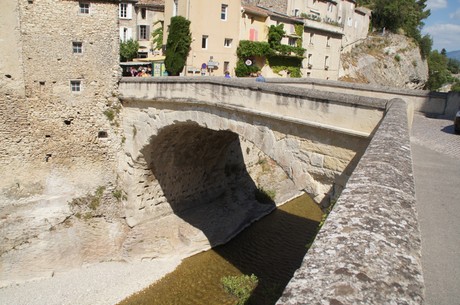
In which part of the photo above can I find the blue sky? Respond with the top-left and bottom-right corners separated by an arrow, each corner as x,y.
422,0 -> 460,52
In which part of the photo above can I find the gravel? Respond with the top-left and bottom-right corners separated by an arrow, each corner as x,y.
0,257 -> 182,305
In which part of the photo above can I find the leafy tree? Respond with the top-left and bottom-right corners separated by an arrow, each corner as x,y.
371,0 -> 430,40
151,20 -> 163,51
426,50 -> 449,91
120,39 -> 139,62
268,24 -> 285,50
164,16 -> 191,76
451,80 -> 460,92
447,58 -> 460,74
418,34 -> 432,60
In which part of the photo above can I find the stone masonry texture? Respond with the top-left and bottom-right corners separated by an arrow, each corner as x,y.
277,98 -> 424,305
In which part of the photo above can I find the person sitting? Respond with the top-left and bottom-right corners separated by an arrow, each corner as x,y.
224,71 -> 231,78
130,67 -> 138,77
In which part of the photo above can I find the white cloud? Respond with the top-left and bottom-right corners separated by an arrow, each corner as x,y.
423,23 -> 460,51
426,0 -> 447,10
450,8 -> 460,19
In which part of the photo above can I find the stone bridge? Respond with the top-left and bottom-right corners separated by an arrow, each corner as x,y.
118,77 -> 458,304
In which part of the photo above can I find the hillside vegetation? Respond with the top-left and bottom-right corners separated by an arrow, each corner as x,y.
339,33 -> 428,89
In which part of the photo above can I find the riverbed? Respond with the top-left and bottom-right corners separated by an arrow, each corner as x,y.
118,193 -> 322,305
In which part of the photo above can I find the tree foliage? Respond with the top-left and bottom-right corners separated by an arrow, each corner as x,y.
268,24 -> 285,50
418,34 -> 432,60
425,50 -> 449,91
120,39 -> 139,62
371,0 -> 430,41
447,58 -> 460,74
151,20 -> 163,51
164,16 -> 191,76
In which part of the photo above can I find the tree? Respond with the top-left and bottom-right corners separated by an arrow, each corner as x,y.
267,24 -> 285,50
447,58 -> 460,74
426,50 -> 449,91
418,34 -> 432,60
120,39 -> 139,62
164,16 -> 191,76
371,0 -> 430,40
151,20 -> 163,51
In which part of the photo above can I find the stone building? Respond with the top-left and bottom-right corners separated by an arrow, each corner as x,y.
1,0 -> 121,193
119,0 -> 165,58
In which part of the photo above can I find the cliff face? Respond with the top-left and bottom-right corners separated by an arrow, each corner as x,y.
339,33 -> 428,90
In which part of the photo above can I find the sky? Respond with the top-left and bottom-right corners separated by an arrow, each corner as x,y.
422,0 -> 460,52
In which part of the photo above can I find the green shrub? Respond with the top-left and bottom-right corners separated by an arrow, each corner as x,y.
120,39 -> 139,62
237,40 -> 272,58
104,109 -> 115,121
221,274 -> 258,305
235,59 -> 260,77
394,54 -> 401,62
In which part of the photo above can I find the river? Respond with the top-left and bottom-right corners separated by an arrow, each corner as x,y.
118,194 -> 323,305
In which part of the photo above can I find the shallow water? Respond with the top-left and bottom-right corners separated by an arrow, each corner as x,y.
118,194 -> 322,305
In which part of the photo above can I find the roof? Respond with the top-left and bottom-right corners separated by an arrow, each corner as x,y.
242,5 -> 269,17
355,6 -> 371,15
243,4 -> 304,24
136,0 -> 164,7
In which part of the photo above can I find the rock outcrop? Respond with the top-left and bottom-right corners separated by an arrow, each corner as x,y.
339,33 -> 429,90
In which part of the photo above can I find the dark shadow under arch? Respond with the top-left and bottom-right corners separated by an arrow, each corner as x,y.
140,122 -> 277,246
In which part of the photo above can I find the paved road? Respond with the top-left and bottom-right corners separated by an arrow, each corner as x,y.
411,114 -> 460,305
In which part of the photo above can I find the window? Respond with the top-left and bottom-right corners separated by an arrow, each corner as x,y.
292,8 -> 300,16
288,37 -> 296,46
70,80 -> 81,92
324,56 -> 329,70
141,8 -> 146,19
347,17 -> 352,26
328,3 -> 333,12
119,3 -> 132,19
72,42 -> 82,54
309,33 -> 314,45
79,2 -> 89,14
173,0 -> 178,17
202,35 -> 208,49
326,36 -> 330,47
138,25 -> 149,40
221,4 -> 228,20
120,27 -> 133,42
224,38 -> 232,48
307,54 -> 312,68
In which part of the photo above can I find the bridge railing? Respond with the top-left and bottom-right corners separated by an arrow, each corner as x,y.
119,77 -> 387,138
277,98 -> 424,304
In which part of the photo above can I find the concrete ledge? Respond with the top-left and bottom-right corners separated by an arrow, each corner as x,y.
277,98 -> 424,304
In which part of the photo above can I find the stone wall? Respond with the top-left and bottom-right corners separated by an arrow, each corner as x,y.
0,0 -> 122,286
272,77 -> 454,119
1,0 -> 121,202
278,99 -> 424,304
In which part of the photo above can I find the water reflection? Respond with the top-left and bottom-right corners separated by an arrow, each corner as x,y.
119,194 -> 322,305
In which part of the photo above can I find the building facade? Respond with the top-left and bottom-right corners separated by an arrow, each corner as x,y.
164,0 -> 241,76
0,0 -> 121,202
119,0 -> 165,59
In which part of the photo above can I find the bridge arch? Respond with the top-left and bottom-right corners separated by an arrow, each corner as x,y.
118,99 -> 367,260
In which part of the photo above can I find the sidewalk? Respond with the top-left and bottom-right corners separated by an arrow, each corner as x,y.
411,114 -> 460,305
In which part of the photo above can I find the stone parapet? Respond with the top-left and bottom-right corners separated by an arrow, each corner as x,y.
277,98 -> 424,304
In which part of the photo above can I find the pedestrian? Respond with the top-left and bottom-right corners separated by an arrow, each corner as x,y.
255,72 -> 265,82
225,71 -> 231,78
130,66 -> 138,77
